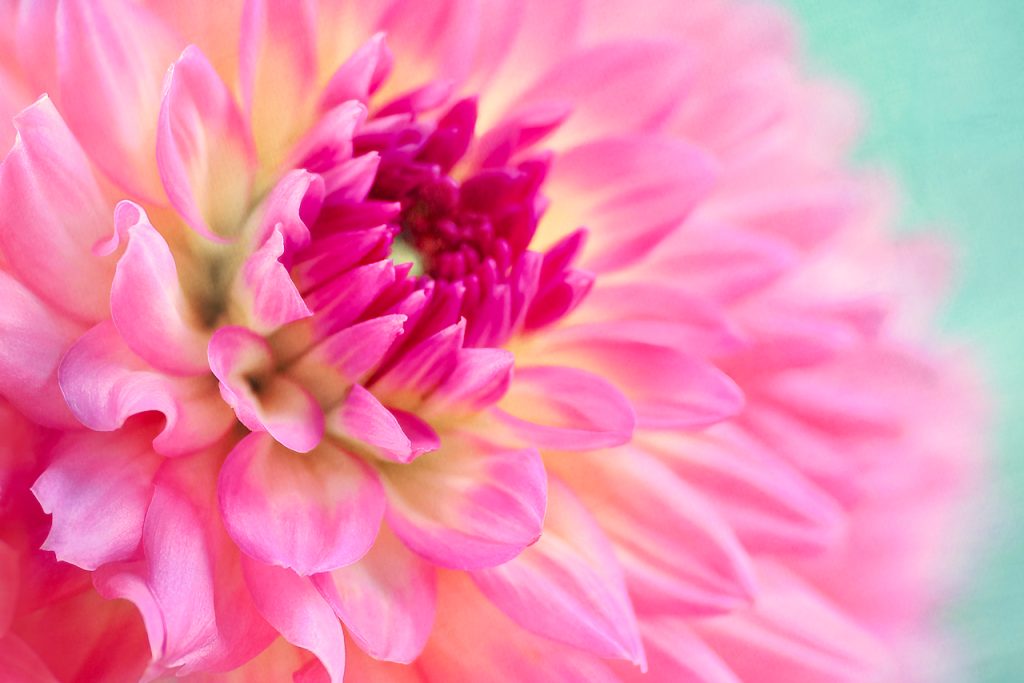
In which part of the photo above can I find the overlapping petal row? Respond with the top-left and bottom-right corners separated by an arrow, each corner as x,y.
0,1 -> 984,682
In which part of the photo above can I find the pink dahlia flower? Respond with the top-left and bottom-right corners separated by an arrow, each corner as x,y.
0,1 -> 986,681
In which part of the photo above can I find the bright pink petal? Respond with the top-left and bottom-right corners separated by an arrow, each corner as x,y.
157,44 -> 255,240
208,325 -> 324,453
556,447 -> 758,617
472,479 -> 645,665
492,366 -> 635,450
57,0 -> 179,201
32,425 -> 162,570
110,202 -> 211,375
242,559 -> 346,683
0,97 -> 114,322
58,322 -> 235,457
381,432 -> 547,570
314,526 -> 436,664
218,432 -> 386,575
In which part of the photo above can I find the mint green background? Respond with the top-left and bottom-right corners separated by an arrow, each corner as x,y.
782,2 -> 1024,679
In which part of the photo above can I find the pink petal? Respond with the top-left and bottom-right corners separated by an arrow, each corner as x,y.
542,136 -> 718,272
56,0 -> 179,201
513,41 -> 694,149
556,447 -> 758,617
240,0 -> 317,169
314,526 -> 436,664
58,321 -> 235,457
0,272 -> 81,428
418,573 -> 620,683
110,202 -> 211,375
326,385 -> 437,464
208,325 -> 324,453
492,366 -> 635,450
614,618 -> 740,683
530,334 -> 743,430
32,425 -> 162,570
693,565 -> 894,683
218,432 -> 386,575
0,635 -> 59,683
368,0 -> 480,95
320,33 -> 392,109
0,97 -> 114,322
237,227 -> 314,333
157,44 -> 255,241
142,0 -> 244,87
472,479 -> 645,665
242,559 -> 346,683
289,314 -> 407,408
94,452 -> 276,676
645,223 -> 798,303
571,282 -> 747,357
371,320 -> 466,410
250,168 -> 324,253
381,432 -> 547,570
650,427 -> 847,555
420,348 -> 514,418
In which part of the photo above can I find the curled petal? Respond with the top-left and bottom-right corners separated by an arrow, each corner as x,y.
157,45 -> 256,240
58,322 -> 235,457
218,432 -> 386,575
208,325 -> 324,453
314,526 -> 436,664
472,479 -> 645,665
110,202 -> 211,375
493,366 -> 635,450
381,432 -> 547,570
32,425 -> 162,570
94,452 -> 276,677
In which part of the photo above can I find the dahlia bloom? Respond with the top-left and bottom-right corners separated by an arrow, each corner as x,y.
0,0 -> 985,681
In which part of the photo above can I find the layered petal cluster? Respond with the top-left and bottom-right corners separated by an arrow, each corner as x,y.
0,1 -> 985,682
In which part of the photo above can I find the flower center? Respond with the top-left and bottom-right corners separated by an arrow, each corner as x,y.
357,98 -> 546,284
